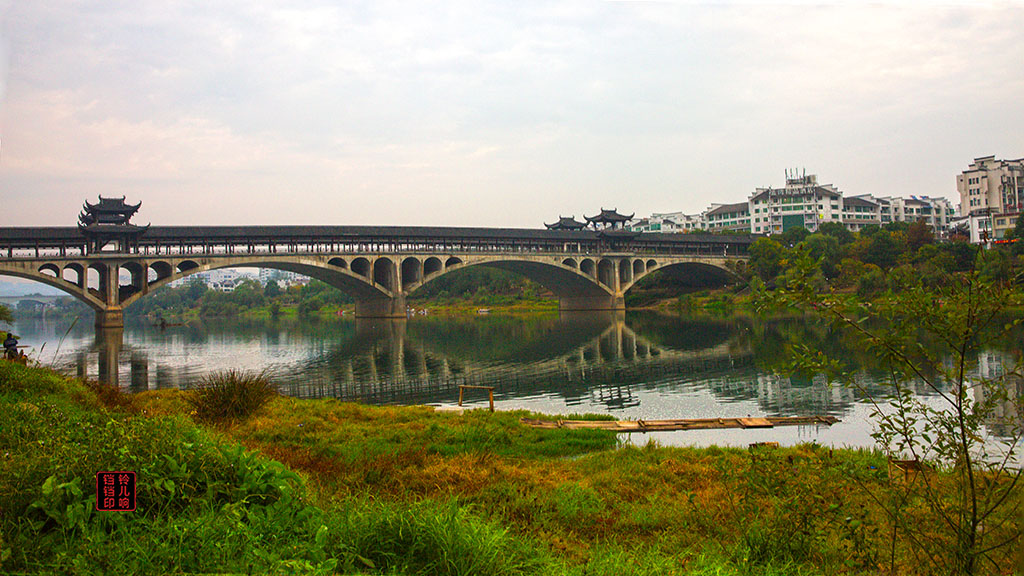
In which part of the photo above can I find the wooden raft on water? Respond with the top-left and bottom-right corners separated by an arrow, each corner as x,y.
520,415 -> 840,432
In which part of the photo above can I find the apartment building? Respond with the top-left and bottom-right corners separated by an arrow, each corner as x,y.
704,202 -> 750,232
749,173 -> 843,234
629,211 -> 703,233
956,156 -> 1024,239
629,170 -> 960,237
888,196 -> 956,232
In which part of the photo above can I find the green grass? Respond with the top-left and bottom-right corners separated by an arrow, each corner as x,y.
0,363 -> 557,574
3,361 -> 1021,575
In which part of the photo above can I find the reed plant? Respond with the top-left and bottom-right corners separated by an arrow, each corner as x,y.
186,368 -> 277,422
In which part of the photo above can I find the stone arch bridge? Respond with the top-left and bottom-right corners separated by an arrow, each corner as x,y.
0,225 -> 753,330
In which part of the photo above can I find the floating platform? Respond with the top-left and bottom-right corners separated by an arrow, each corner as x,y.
520,415 -> 840,432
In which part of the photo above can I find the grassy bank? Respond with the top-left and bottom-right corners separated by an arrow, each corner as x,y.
2,361 -> 1021,575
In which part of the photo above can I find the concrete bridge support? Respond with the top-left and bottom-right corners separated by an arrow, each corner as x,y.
95,308 -> 125,329
558,294 -> 625,312
355,295 -> 408,318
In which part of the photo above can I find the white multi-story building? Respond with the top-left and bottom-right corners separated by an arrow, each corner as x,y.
259,268 -> 309,287
631,171 -> 960,237
629,211 -> 703,233
704,202 -> 750,232
748,173 -> 843,234
886,196 -> 956,233
956,156 -> 1024,240
839,195 -> 882,232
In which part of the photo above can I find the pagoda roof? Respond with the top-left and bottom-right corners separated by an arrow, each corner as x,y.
545,216 -> 587,230
83,196 -> 142,214
585,208 -> 634,223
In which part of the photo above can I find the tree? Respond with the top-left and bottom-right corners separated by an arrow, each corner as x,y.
884,221 -> 910,234
818,222 -> 855,245
860,224 -> 882,238
0,304 -> 13,324
185,278 -> 208,301
799,233 -> 840,279
778,225 -> 810,247
748,237 -> 786,282
906,220 -> 935,253
264,280 -> 281,298
863,231 -> 901,269
761,260 -> 1024,575
855,265 -> 887,299
939,241 -> 980,273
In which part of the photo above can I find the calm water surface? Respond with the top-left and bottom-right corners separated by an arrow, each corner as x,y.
12,311 -> 1022,450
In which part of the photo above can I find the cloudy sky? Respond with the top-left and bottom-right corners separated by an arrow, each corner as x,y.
1,1 -> 1022,228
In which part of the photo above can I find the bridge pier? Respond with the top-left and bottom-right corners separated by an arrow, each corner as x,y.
95,308 -> 125,329
558,294 -> 626,312
355,295 -> 408,318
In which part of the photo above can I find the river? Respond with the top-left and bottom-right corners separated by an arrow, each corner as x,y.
9,310 -> 1023,450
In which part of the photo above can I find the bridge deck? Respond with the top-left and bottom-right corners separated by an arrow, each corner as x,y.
0,226 -> 754,257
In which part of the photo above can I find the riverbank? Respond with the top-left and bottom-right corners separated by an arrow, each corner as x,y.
4,361 -> 1019,574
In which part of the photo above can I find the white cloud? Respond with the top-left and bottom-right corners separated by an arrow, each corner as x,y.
2,1 -> 1023,227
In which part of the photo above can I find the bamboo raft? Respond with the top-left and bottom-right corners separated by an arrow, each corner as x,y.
520,415 -> 840,432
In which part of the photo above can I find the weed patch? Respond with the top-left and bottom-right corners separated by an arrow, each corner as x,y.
186,368 -> 277,422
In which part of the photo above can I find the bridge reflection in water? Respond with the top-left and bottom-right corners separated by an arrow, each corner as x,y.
56,311 -> 864,419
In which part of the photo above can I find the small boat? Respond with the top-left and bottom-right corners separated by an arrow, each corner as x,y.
477,308 -> 490,315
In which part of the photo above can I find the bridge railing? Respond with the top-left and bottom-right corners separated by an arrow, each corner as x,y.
1,228 -> 752,259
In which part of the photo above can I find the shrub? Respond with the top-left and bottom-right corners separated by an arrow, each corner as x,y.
186,369 -> 277,422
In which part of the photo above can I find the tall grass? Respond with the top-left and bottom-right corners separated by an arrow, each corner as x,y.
1,362 -> 551,575
186,368 -> 277,422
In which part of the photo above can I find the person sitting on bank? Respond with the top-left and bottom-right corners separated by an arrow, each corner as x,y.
4,333 -> 19,359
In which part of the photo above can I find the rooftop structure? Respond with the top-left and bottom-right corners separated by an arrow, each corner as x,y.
77,196 -> 149,254
544,216 -> 587,230
585,209 -> 634,230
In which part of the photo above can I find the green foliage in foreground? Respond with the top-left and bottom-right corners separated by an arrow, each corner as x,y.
4,358 -> 1022,575
0,362 -> 553,575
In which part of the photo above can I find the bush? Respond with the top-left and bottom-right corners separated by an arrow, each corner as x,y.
855,266 -> 887,300
186,369 -> 277,422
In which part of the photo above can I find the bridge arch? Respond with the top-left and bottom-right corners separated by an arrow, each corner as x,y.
400,257 -> 421,290
0,266 -> 105,311
403,256 -> 614,302
63,263 -> 85,287
351,257 -> 370,279
150,261 -> 174,282
621,260 -> 738,294
580,258 -> 595,277
119,257 -> 394,309
423,257 -> 443,277
597,259 -> 615,289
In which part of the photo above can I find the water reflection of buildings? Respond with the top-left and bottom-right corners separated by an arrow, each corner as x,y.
975,350 -> 1024,438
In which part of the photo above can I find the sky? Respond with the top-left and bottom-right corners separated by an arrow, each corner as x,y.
1,1 -> 1023,229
